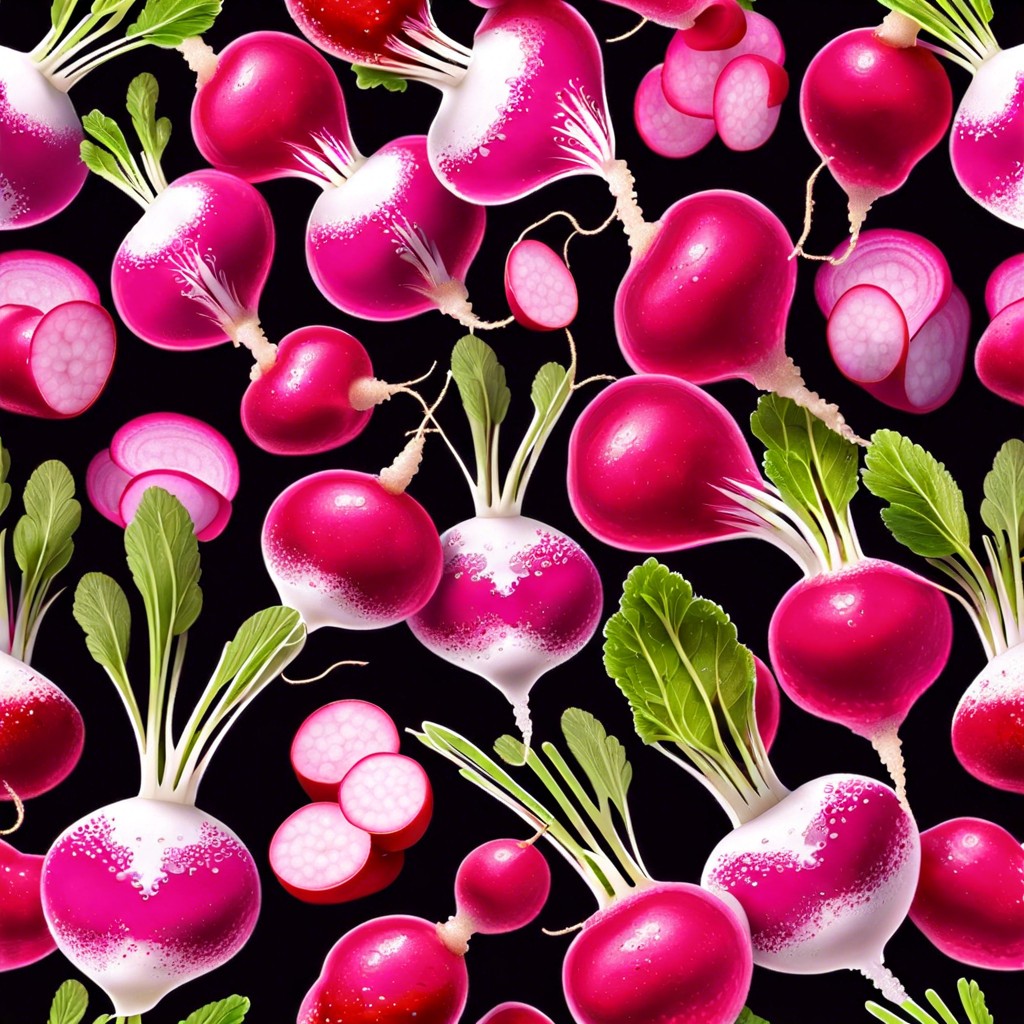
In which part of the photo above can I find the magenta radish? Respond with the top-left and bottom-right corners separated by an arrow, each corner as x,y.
634,64 -> 717,158
604,560 -> 918,1001
269,802 -> 404,904
476,1004 -> 555,1024
985,254 -> 1024,317
713,54 -> 788,152
753,656 -> 781,752
910,817 -> 1024,969
603,0 -> 747,40
0,839 -> 55,970
42,487 -> 306,1015
0,250 -> 99,308
504,240 -> 578,331
407,336 -> 602,743
975,299 -> 1024,406
338,753 -> 433,851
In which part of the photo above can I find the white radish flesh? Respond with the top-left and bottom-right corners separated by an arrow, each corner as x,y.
85,449 -> 131,527
901,286 -> 970,411
0,250 -> 100,310
713,55 -> 788,152
504,240 -> 578,331
338,752 -> 433,852
827,284 -> 909,384
634,65 -> 717,159
118,472 -> 233,542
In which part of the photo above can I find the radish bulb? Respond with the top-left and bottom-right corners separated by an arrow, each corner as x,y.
863,434 -> 1024,795
0,838 -> 54,970
41,487 -> 306,1015
604,560 -> 918,1001
0,0 -> 221,229
407,336 -> 602,744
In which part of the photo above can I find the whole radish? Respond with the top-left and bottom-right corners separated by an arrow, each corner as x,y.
0,839 -> 55,971
42,488 -> 306,1015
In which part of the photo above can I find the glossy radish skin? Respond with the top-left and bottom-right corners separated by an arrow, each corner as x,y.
42,797 -> 261,1016
262,470 -> 443,631
0,48 -> 86,229
0,250 -> 100,309
799,29 -> 952,232
634,65 -> 717,159
0,839 -> 54,970
952,643 -> 1024,793
453,838 -> 551,934
911,817 -> 1024,969
192,32 -> 356,182
297,915 -> 469,1024
118,471 -> 233,542
562,882 -> 753,1024
603,0 -> 744,37
754,656 -> 781,752
985,253 -> 1024,317
566,375 -> 763,552
285,0 -> 426,65
476,1004 -> 555,1024
713,54 -> 788,152
111,170 -> 274,350
975,297 -> 1024,406
614,191 -> 796,386
338,753 -> 433,852
0,649 -> 84,801
702,774 -> 918,995
504,240 -> 578,331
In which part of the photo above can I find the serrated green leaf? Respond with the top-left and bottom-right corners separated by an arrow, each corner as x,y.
82,110 -> 135,164
74,572 -> 131,678
48,980 -> 89,1024
210,606 -> 305,703
351,63 -> 408,92
560,707 -> 632,816
126,72 -> 170,164
13,460 -> 80,584
734,1009 -> 770,1024
980,439 -> 1024,548
126,0 -> 221,46
958,979 -> 994,1024
80,140 -> 127,187
451,335 -> 511,429
862,430 -> 971,559
495,733 -> 526,765
178,994 -> 250,1024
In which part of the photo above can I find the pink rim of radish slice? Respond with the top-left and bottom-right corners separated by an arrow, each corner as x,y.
713,54 -> 788,152
634,65 -> 717,158
814,229 -> 952,339
86,449 -> 132,526
110,412 -> 240,501
0,250 -> 100,311
827,284 -> 909,385
269,801 -> 404,904
662,10 -> 784,119
985,253 -> 1024,318
290,699 -> 400,803
338,752 -> 433,852
475,1004 -> 557,1024
504,240 -> 578,332
118,470 -> 233,542
679,0 -> 747,51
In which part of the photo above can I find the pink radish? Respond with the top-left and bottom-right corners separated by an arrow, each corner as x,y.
291,700 -> 400,802
86,450 -> 131,527
269,802 -> 404,904
338,752 -> 433,851
602,0 -> 747,41
43,487 -> 306,1015
975,298 -> 1024,406
910,817 -> 1024,969
504,240 -> 578,331
0,250 -> 100,309
753,656 -> 781,752
713,54 -> 788,152
985,254 -> 1024,317
0,839 -> 55,970
476,1005 -> 555,1024
634,64 -> 717,159
118,471 -> 232,542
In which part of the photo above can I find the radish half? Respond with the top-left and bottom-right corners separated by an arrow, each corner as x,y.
0,250 -> 100,309
634,65 -> 717,159
712,54 -> 788,152
504,240 -> 578,331
338,753 -> 433,852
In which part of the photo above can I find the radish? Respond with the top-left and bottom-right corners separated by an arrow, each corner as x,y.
338,752 -> 433,851
118,470 -> 232,542
0,838 -> 55,970
863,433 -> 1024,795
753,656 -> 781,752
985,254 -> 1024,317
416,708 -> 757,1024
866,979 -> 997,1024
975,299 -> 1024,406
603,559 -> 918,1000
603,0 -> 747,42
795,12 -> 952,257
910,817 -> 1024,969
407,336 -> 602,743
633,64 -> 717,159
504,240 -> 578,331
476,1004 -> 555,1024
0,0 -> 220,229
42,487 -> 306,1015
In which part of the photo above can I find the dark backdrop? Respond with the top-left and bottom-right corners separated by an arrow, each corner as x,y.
3,1 -> 1023,1022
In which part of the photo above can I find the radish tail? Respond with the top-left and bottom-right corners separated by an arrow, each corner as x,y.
859,960 -> 907,1004
869,723 -> 908,811
603,160 -> 657,259
0,781 -> 24,835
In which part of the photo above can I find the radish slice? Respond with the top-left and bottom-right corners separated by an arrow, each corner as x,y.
976,295 -> 1024,405
338,752 -> 433,852
814,229 -> 951,339
118,470 -> 233,542
290,699 -> 400,803
985,253 -> 1024,317
269,802 -> 404,904
827,284 -> 909,384
0,250 -> 100,311
662,11 -> 784,118
86,449 -> 132,527
679,0 -> 746,51
504,240 -> 578,332
110,412 -> 240,500
713,54 -> 788,152
900,286 -> 970,412
634,65 -> 717,158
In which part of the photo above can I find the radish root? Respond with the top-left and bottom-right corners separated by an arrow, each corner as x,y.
0,781 -> 24,836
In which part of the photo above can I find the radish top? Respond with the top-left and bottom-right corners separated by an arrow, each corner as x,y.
866,978 -> 996,1024
876,0 -> 999,73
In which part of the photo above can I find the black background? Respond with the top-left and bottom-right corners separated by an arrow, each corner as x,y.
3,1 -> 1023,1022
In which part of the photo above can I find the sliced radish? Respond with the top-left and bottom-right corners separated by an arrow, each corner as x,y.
86,449 -> 132,527
291,699 -> 401,803
118,470 -> 233,542
814,229 -> 951,339
338,752 -> 433,852
827,284 -> 909,385
504,240 -> 578,332
679,0 -> 747,51
110,412 -> 240,501
0,300 -> 116,419
976,295 -> 1024,405
634,65 -> 717,159
900,286 -> 970,412
662,11 -> 784,118
269,801 -> 404,904
985,253 -> 1024,317
713,54 -> 788,152
0,250 -> 100,311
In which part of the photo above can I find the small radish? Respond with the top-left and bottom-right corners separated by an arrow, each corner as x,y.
0,250 -> 100,308
476,1005 -> 555,1024
504,240 -> 578,331
0,838 -> 55,970
633,65 -> 717,159
338,752 -> 433,851
43,487 -> 306,1015
975,299 -> 1024,406
713,54 -> 789,152
291,700 -> 400,802
269,802 -> 404,904
603,0 -> 747,42
118,470 -> 232,542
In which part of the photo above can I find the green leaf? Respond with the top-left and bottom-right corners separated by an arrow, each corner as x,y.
48,980 -> 89,1024
82,110 -> 135,165
351,64 -> 408,92
126,72 -> 170,165
50,0 -> 80,32
178,995 -> 250,1024
862,430 -> 971,558
91,0 -> 134,15
126,0 -> 222,46
735,0 -> 755,8
958,980 -> 994,1024
980,439 -> 1024,549
530,362 -> 570,420
734,1009 -> 769,1024
451,335 -> 511,430
13,460 -> 80,586
74,572 -> 132,679
209,606 -> 305,703
0,440 -> 11,518
560,707 -> 632,816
